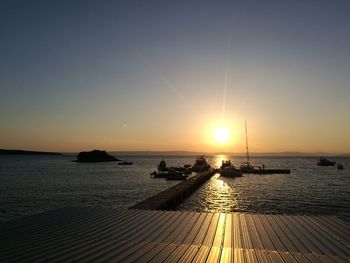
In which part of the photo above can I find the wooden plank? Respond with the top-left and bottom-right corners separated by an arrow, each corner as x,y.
1,209 -> 139,262
177,245 -> 201,263
145,212 -> 202,262
308,216 -> 350,246
189,213 -> 221,262
258,215 -> 288,252
182,212 -> 208,244
239,214 -> 253,249
244,214 -> 265,250
297,216 -> 350,258
78,211 -> 176,263
233,248 -> 245,263
113,212 -> 191,262
286,216 -> 334,255
206,247 -> 222,263
254,249 -> 271,263
157,244 -> 190,263
250,214 -> 275,251
212,213 -> 226,247
190,245 -> 211,262
193,213 -> 214,245
244,248 -> 259,263
159,213 -> 208,262
277,215 -> 317,254
202,213 -> 220,246
223,214 -> 232,248
220,247 -> 233,263
140,210 -> 183,242
281,215 -> 338,263
1,208 -> 130,255
266,214 -> 300,253
84,212 -> 176,261
53,210 -> 163,262
232,214 -> 243,249
169,212 -> 201,244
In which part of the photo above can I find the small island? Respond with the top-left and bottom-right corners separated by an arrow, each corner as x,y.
75,150 -> 119,162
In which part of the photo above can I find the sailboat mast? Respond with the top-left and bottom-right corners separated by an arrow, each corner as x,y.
245,120 -> 250,163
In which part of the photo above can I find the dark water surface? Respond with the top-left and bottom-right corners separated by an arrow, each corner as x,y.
1,154 -> 349,222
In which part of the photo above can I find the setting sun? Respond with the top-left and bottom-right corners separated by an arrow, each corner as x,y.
213,127 -> 230,144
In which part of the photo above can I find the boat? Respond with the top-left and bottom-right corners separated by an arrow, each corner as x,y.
158,159 -> 168,171
337,163 -> 344,170
166,172 -> 189,180
237,121 -> 291,175
151,159 -> 191,178
192,155 -> 210,172
219,160 -> 243,177
118,161 -> 132,165
150,169 -> 184,178
317,158 -> 336,166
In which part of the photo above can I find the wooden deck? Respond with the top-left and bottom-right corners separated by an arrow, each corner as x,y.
1,207 -> 349,262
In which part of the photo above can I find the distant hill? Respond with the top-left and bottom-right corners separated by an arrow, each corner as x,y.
0,149 -> 62,155
109,151 -> 348,157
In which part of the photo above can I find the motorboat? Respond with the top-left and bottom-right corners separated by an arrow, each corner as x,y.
151,169 -> 184,178
219,160 -> 243,177
337,163 -> 344,170
118,161 -> 132,165
192,155 -> 210,172
166,172 -> 189,180
317,158 -> 336,166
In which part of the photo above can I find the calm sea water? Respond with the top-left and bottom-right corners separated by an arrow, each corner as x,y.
0,154 -> 349,222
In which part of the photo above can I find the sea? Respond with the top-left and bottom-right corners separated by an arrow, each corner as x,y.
0,154 -> 349,223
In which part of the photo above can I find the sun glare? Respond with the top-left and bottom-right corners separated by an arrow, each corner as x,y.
213,127 -> 230,144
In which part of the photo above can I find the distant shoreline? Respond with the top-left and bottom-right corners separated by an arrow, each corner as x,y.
0,149 -> 62,156
1,149 -> 349,157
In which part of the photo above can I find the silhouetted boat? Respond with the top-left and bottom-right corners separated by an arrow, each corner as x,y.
337,163 -> 344,170
158,159 -> 168,171
118,161 -> 132,165
151,169 -> 185,179
219,160 -> 243,177
238,121 -> 291,175
192,155 -> 210,172
317,158 -> 336,166
166,172 -> 189,180
239,162 -> 291,174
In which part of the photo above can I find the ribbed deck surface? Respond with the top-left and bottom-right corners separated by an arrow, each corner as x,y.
1,207 -> 349,262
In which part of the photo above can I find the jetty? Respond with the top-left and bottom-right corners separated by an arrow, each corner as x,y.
1,207 -> 349,262
131,169 -> 216,210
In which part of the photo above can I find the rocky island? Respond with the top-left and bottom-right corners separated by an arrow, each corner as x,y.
75,150 -> 119,162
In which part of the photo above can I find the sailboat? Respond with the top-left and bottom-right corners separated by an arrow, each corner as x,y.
238,121 -> 291,175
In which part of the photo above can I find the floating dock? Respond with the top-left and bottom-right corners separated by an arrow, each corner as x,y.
1,207 -> 349,262
130,169 -> 216,210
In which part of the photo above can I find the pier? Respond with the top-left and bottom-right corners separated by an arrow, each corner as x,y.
130,169 -> 216,210
1,207 -> 349,262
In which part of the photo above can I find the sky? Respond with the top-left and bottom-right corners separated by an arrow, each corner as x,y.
1,0 -> 350,153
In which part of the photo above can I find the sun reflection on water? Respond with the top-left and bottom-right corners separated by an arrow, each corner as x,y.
202,174 -> 239,213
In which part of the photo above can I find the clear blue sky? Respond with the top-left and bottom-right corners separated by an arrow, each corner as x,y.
1,0 -> 350,153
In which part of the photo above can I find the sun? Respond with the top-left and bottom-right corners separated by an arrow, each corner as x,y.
213,127 -> 230,144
